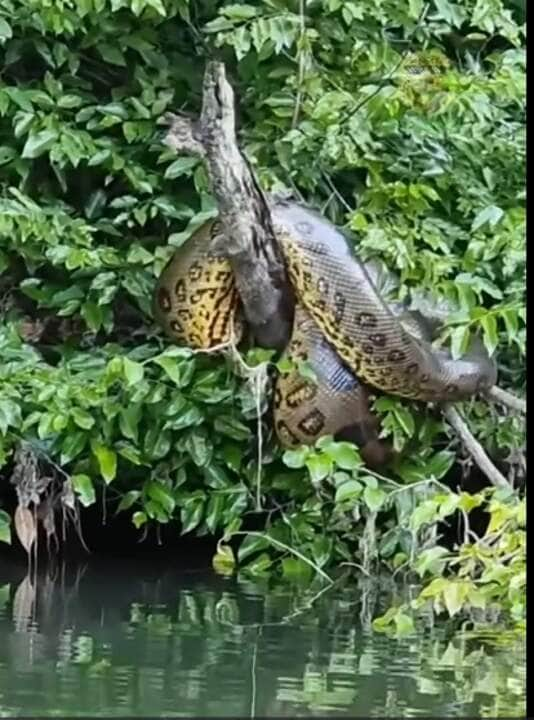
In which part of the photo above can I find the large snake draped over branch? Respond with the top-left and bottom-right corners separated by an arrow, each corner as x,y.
153,194 -> 497,466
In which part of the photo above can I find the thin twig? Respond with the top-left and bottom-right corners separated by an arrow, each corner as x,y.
230,530 -> 334,583
443,405 -> 510,489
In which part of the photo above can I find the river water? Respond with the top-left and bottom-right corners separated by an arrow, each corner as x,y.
0,557 -> 525,717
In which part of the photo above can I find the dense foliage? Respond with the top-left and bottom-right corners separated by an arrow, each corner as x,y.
0,0 -> 525,631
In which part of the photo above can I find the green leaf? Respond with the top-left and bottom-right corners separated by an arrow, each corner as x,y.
154,356 -> 194,387
394,612 -> 415,637
443,581 -> 469,617
132,511 -> 147,529
363,486 -> 386,512
81,301 -> 103,332
282,557 -> 312,581
119,404 -> 142,442
0,399 -> 21,435
0,17 -> 13,41
180,498 -> 205,534
305,453 -> 333,484
21,130 -> 58,159
184,430 -> 213,467
205,494 -> 224,533
71,474 -> 96,507
91,442 -> 117,484
213,416 -> 251,441
97,43 -> 126,66
282,446 -> 310,468
425,450 -> 455,480
60,432 -> 87,464
237,533 -> 270,562
450,325 -> 470,360
71,408 -> 95,430
335,479 -> 363,504
411,499 -> 439,530
164,157 -> 199,179
500,309 -> 519,341
146,481 -> 175,515
123,357 -> 145,385
472,205 -> 504,231
392,406 -> 415,437
481,313 -> 499,356
414,546 -> 449,577
327,442 -> 362,469
222,3 -> 258,20
0,510 -> 11,544
117,491 -> 141,513
212,543 -> 235,575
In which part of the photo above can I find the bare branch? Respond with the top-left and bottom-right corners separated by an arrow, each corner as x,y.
163,113 -> 206,158
443,405 -> 510,489
486,385 -> 526,415
162,62 -> 293,351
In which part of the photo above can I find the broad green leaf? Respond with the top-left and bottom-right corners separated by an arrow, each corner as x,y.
481,313 -> 499,356
117,491 -> 141,513
392,406 -> 415,437
443,581 -> 469,617
394,612 -> 415,637
414,546 -> 449,577
282,446 -> 309,468
146,481 -> 175,515
425,450 -> 455,480
21,130 -> 58,158
450,325 -> 470,360
0,17 -> 12,41
212,543 -> 235,575
335,479 -> 363,504
472,205 -> 504,231
0,510 -> 11,544
305,453 -> 333,484
237,533 -> 270,562
213,416 -> 251,440
164,157 -> 199,179
72,474 -> 96,507
363,486 -> 386,512
180,498 -> 205,534
0,400 -> 21,435
132,511 -> 147,529
123,357 -> 145,385
327,442 -> 362,469
184,430 -> 213,467
91,442 -> 117,484
60,432 -> 87,464
71,408 -> 95,430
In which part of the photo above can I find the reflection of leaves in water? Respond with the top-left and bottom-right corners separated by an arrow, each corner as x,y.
12,575 -> 34,632
0,577 -> 525,718
0,584 -> 10,611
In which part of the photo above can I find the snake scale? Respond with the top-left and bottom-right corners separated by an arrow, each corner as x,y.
153,197 -> 496,464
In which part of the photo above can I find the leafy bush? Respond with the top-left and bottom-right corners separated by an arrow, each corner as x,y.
0,0 -> 525,626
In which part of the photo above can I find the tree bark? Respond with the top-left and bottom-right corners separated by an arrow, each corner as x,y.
163,61 -> 293,351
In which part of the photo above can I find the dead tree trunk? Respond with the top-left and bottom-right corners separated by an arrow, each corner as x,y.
162,61 -> 293,351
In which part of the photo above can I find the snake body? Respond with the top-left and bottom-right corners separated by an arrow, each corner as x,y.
153,197 -> 496,458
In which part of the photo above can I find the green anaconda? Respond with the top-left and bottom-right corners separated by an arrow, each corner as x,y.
153,197 -> 497,459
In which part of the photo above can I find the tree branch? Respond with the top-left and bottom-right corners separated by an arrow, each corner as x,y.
162,62 -> 293,351
443,405 -> 510,489
486,386 -> 526,415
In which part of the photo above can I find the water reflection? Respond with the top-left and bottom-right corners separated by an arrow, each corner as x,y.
0,558 -> 525,717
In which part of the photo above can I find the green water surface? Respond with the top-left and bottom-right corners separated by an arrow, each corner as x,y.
0,559 -> 525,717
